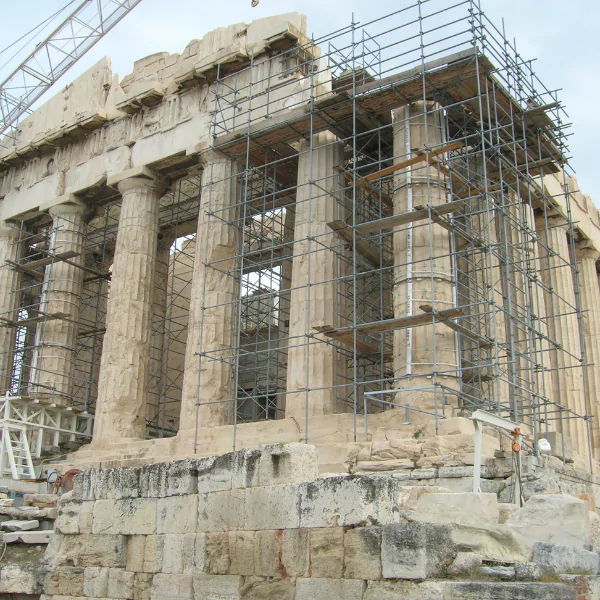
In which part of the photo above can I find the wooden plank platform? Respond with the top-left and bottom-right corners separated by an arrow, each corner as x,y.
315,306 -> 463,340
354,199 -> 467,235
7,251 -> 79,275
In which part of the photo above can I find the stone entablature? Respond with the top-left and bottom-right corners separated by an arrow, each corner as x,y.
0,13 -> 315,223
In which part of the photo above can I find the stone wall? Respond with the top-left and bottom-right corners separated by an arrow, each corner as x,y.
35,443 -> 600,599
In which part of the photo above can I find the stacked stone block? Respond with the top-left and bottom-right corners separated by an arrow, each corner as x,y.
38,442 -> 593,600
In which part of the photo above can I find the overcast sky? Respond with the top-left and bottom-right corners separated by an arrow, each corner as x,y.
1,0 -> 598,201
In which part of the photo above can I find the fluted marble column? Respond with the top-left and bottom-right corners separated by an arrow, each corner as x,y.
93,174 -> 163,443
30,203 -> 85,405
575,245 -> 600,458
179,153 -> 238,431
392,102 -> 458,411
536,216 -> 586,455
147,234 -> 174,427
285,131 -> 344,419
0,222 -> 21,393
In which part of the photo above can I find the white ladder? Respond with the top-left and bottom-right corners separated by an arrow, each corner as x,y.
0,424 -> 35,479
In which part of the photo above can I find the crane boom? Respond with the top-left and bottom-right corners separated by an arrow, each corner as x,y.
0,0 -> 143,145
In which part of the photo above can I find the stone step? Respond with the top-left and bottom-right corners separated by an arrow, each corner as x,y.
0,519 -> 40,532
22,493 -> 58,508
3,530 -> 53,544
0,506 -> 57,520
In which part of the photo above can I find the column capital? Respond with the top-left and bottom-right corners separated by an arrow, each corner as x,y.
117,176 -> 166,197
48,202 -> 85,219
0,221 -> 20,240
535,214 -> 569,232
108,166 -> 166,196
575,244 -> 600,263
198,149 -> 232,169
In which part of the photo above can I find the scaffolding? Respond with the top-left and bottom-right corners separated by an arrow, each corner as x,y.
0,0 -> 592,468
192,0 -> 590,464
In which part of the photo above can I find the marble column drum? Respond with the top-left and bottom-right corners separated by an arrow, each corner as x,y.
30,203 -> 85,406
93,175 -> 163,443
391,102 -> 458,412
179,153 -> 238,431
0,222 -> 21,393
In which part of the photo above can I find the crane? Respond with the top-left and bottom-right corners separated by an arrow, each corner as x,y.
0,0 -> 144,147
0,0 -> 261,149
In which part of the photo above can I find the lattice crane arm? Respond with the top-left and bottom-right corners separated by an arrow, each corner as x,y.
0,0 -> 144,143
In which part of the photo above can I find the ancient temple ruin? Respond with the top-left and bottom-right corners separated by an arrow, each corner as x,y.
1,3 -> 600,598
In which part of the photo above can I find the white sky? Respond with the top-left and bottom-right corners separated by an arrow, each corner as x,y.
1,0 -> 598,200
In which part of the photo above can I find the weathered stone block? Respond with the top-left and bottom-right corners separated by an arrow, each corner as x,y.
108,568 -> 135,599
163,533 -> 206,574
281,528 -> 309,577
83,566 -> 109,597
126,535 -> 146,572
193,574 -> 243,599
83,468 -> 118,500
240,576 -> 295,599
344,527 -> 382,580
253,530 -> 282,577
166,459 -> 203,496
299,476 -> 402,528
410,468 -> 437,480
447,552 -> 483,577
157,495 -> 197,534
364,580 -> 451,599
115,468 -> 142,499
231,449 -> 261,489
397,486 -> 453,510
480,565 -> 516,580
258,443 -> 318,486
411,500 -> 532,563
44,566 -> 85,596
533,541 -> 600,575
450,581 -> 576,599
228,530 -> 255,576
206,532 -> 230,574
140,463 -> 168,498
135,572 -> 154,600
416,492 -> 499,522
143,535 -> 164,573
506,494 -> 590,548
198,489 -> 245,532
498,503 -> 519,524
0,564 -> 41,595
92,498 -> 157,535
514,562 -> 542,581
55,501 -> 94,535
197,454 -> 232,493
45,533 -> 127,568
310,527 -> 344,579
381,522 -> 456,580
295,578 -> 366,600
151,573 -> 193,599
245,484 -> 300,530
